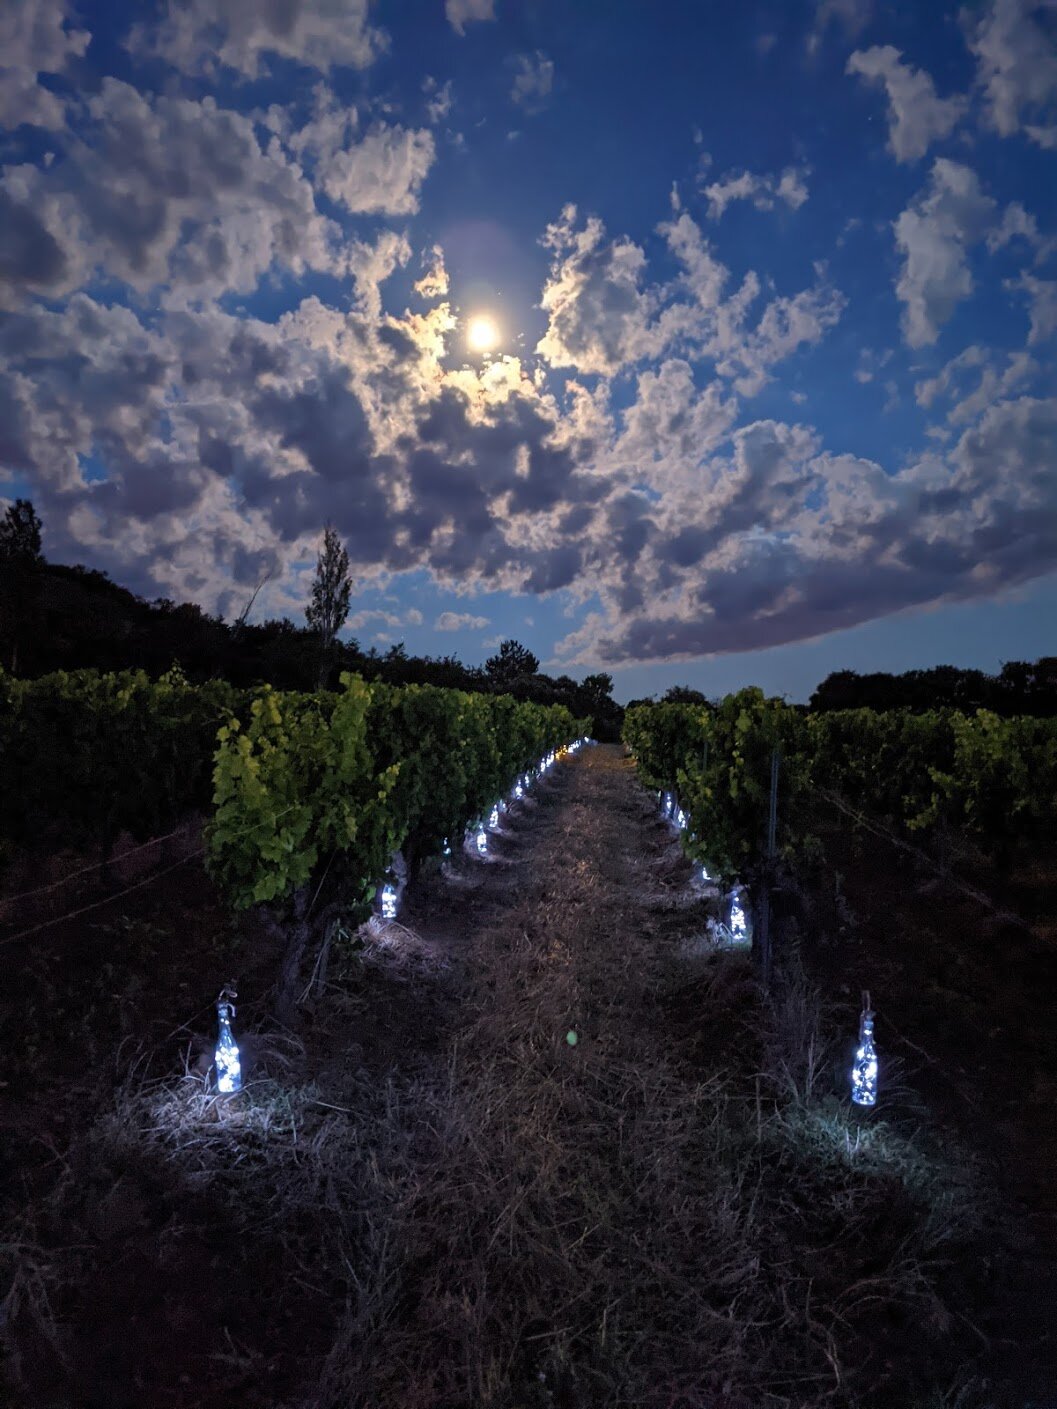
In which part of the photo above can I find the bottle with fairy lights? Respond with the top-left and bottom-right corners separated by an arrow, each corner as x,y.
214,984 -> 242,1095
851,993 -> 878,1107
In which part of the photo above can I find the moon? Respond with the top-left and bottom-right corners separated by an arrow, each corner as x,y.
467,314 -> 500,354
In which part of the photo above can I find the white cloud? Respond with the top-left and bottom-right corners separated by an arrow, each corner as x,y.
414,244 -> 449,300
445,0 -> 495,35
969,0 -> 1057,148
422,76 -> 453,125
915,345 -> 1036,423
554,393 -> 1057,665
535,206 -> 841,394
1008,272 -> 1057,343
893,158 -> 997,346
127,0 -> 386,77
345,230 -> 411,319
435,611 -> 491,630
290,95 -> 436,215
853,346 -> 893,385
702,165 -> 810,219
614,360 -> 739,492
348,607 -> 424,631
535,206 -> 655,375
985,200 -> 1057,263
510,51 -> 555,112
0,0 -> 89,131
846,45 -> 967,161
1,79 -> 340,302
322,124 -> 435,215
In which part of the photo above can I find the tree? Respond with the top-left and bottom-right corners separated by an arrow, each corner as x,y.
0,498 -> 43,562
484,638 -> 539,687
582,672 -> 615,705
305,524 -> 351,689
662,684 -> 709,706
0,498 -> 44,673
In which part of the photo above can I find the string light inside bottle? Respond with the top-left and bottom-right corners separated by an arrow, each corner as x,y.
729,894 -> 748,943
476,827 -> 488,856
214,984 -> 242,1095
488,805 -> 500,829
851,993 -> 878,1107
381,882 -> 398,920
442,837 -> 452,857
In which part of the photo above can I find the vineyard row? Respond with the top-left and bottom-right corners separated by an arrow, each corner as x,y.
622,689 -> 1057,886
0,666 -> 589,916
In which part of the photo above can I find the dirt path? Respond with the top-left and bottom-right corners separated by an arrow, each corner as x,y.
318,745 -> 984,1409
3,745 -> 993,1409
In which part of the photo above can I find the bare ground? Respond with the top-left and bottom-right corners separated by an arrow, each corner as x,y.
0,746 -> 1007,1407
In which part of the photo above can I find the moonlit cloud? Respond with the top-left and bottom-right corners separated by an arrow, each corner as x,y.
126,0 -> 387,77
535,205 -> 840,391
968,0 -> 1057,149
422,76 -> 453,124
847,45 -> 967,160
510,51 -> 555,112
893,158 -> 997,346
702,166 -> 810,219
435,611 -> 491,630
1008,272 -> 1057,343
2,79 -> 341,302
0,0 -> 89,131
445,0 -> 495,36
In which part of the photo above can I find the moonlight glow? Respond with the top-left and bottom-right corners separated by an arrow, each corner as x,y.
467,314 -> 500,354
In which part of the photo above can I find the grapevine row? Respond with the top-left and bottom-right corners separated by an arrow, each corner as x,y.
623,690 -> 1057,883
0,666 -> 587,918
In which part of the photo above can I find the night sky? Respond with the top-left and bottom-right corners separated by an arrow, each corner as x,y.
2,0 -> 1055,700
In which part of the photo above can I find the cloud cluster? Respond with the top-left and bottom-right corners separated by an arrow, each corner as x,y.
894,158 -> 997,346
1,77 -> 438,307
969,0 -> 1057,149
126,0 -> 386,77
2,80 -> 339,303
445,0 -> 495,36
435,611 -> 490,630
847,45 -> 967,160
553,394 -> 1057,664
510,51 -> 555,112
701,166 -> 810,220
535,206 -> 842,395
0,0 -> 88,131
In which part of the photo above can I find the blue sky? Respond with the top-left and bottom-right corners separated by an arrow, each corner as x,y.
1,0 -> 1055,701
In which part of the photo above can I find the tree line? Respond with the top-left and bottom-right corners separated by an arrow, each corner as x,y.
3,498 -> 1051,727
0,503 -> 623,740
630,662 -> 1057,717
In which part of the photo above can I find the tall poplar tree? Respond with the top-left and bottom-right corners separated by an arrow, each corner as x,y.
305,524 -> 351,689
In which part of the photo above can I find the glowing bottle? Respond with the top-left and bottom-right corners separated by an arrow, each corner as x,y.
214,986 -> 242,1095
851,997 -> 878,1107
729,894 -> 747,942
